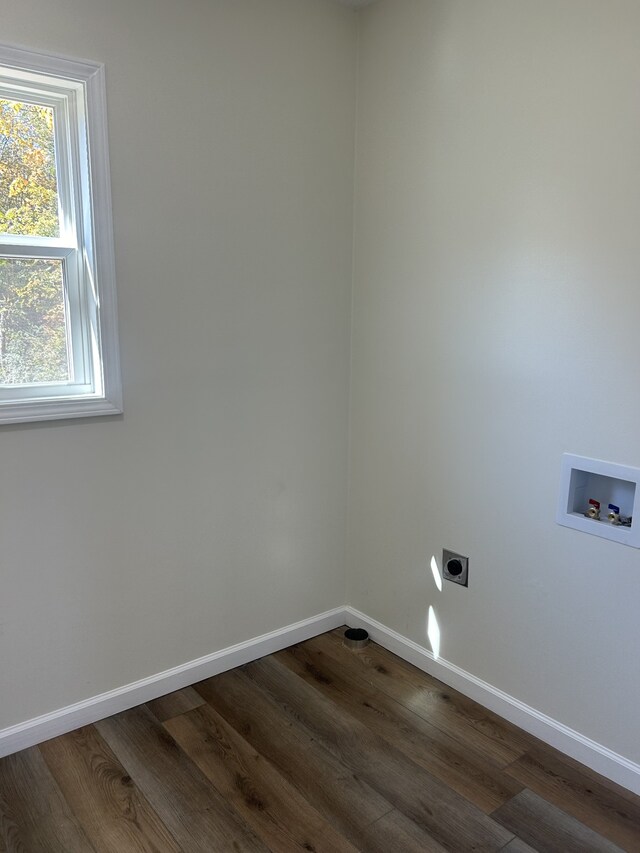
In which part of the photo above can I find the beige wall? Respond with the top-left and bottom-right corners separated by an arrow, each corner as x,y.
349,0 -> 640,761
0,0 -> 356,729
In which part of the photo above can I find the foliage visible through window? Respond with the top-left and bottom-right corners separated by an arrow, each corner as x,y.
0,99 -> 59,236
0,98 -> 68,385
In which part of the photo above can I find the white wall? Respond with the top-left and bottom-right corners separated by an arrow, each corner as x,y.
4,0 -> 639,776
349,0 -> 640,763
0,0 -> 356,729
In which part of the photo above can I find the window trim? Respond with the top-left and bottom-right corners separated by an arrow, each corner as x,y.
0,42 -> 122,424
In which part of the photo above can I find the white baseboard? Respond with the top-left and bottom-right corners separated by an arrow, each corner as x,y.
0,606 -> 347,759
3,603 -> 639,798
345,606 -> 640,796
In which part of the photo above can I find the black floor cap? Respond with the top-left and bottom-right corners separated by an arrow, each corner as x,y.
343,627 -> 370,649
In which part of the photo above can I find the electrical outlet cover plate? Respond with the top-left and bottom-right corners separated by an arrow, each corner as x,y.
443,549 -> 469,586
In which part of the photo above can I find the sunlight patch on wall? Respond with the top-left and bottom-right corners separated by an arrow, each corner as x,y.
427,605 -> 441,660
430,555 -> 443,591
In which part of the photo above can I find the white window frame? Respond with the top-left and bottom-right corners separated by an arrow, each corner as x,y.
0,43 -> 122,424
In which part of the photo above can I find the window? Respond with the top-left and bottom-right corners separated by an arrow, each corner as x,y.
0,43 -> 121,423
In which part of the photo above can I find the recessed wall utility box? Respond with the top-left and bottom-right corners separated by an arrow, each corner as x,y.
556,454 -> 640,547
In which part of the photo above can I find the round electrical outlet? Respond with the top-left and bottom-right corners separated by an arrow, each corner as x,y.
446,558 -> 463,576
442,549 -> 469,587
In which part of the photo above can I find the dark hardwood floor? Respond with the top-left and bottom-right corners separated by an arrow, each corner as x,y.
1,628 -> 639,851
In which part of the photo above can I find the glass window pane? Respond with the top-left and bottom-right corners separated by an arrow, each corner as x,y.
0,258 -> 69,384
0,98 -> 60,237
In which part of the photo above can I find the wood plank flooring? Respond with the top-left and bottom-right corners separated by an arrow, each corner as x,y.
1,627 -> 639,852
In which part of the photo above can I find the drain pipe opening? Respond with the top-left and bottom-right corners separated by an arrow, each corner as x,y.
343,627 -> 370,650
